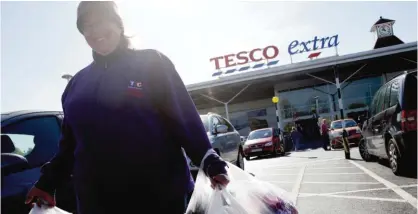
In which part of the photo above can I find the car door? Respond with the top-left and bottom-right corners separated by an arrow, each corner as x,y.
273,128 -> 280,149
218,116 -> 240,163
209,116 -> 227,158
372,83 -> 391,158
365,88 -> 381,156
1,115 -> 62,214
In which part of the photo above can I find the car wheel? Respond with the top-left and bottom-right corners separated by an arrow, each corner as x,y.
279,143 -> 285,155
236,148 -> 245,170
388,139 -> 404,175
359,139 -> 375,162
273,145 -> 279,157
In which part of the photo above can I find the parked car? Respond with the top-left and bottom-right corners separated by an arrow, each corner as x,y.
328,119 -> 362,149
1,110 -> 76,214
185,112 -> 244,179
243,127 -> 285,160
359,71 -> 417,175
240,136 -> 247,144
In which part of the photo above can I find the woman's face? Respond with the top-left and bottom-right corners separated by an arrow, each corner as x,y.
80,11 -> 122,56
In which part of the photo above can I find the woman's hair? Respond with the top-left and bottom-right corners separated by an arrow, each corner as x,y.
76,1 -> 131,49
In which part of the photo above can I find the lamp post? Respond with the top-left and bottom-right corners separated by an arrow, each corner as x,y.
272,96 -> 282,136
61,74 -> 73,83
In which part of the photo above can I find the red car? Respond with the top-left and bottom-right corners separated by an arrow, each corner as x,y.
329,119 -> 362,149
243,127 -> 284,160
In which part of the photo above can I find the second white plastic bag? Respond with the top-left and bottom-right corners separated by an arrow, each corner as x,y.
186,162 -> 298,214
28,205 -> 71,214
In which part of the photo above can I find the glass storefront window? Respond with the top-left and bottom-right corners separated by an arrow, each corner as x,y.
279,84 -> 331,119
332,76 -> 382,111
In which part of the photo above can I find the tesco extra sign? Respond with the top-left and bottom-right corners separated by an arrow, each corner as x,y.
210,34 -> 340,72
210,45 -> 279,70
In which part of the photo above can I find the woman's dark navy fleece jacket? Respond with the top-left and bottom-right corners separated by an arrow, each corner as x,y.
35,48 -> 227,201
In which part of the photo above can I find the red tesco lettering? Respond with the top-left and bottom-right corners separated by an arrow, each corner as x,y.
210,45 -> 279,70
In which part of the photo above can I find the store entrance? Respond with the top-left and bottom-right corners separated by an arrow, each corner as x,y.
347,110 -> 368,128
295,118 -> 321,148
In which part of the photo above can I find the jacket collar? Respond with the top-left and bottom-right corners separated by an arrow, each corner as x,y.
92,43 -> 128,67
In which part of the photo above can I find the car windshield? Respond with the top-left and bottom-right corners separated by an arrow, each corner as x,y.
247,129 -> 272,140
331,120 -> 357,129
200,115 -> 209,132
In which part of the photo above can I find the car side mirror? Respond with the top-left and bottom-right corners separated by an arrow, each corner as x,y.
1,153 -> 30,176
215,125 -> 228,134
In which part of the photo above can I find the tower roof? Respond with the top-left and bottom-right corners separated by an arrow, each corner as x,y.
374,35 -> 404,49
370,16 -> 395,32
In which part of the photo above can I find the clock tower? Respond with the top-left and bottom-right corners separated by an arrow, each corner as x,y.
371,16 -> 404,49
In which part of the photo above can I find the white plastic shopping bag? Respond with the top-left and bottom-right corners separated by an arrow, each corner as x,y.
29,205 -> 71,214
186,162 -> 298,214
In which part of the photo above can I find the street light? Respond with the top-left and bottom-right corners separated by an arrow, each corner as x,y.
61,74 -> 73,83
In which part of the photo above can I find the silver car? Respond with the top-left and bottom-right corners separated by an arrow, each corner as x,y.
185,113 -> 244,175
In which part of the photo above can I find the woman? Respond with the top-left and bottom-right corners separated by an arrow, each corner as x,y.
321,119 -> 330,151
290,127 -> 301,151
25,2 -> 229,214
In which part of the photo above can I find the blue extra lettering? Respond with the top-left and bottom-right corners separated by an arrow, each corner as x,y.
288,34 -> 340,56
288,40 -> 299,55
328,34 -> 339,47
299,41 -> 312,53
320,37 -> 329,49
312,36 -> 320,50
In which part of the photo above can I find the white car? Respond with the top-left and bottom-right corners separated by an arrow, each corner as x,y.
184,113 -> 244,178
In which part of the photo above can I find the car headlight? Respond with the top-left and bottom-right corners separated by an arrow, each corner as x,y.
331,132 -> 343,138
356,129 -> 361,134
264,142 -> 273,146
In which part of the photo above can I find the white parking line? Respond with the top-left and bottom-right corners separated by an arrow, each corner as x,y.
349,160 -> 418,209
298,194 -> 407,203
266,181 -> 381,185
262,158 -> 344,169
306,166 -> 356,170
299,184 -> 418,198
291,166 -> 306,205
303,181 -> 381,184
259,172 -> 364,176
304,172 -> 364,175
266,181 -> 296,184
257,174 -> 299,176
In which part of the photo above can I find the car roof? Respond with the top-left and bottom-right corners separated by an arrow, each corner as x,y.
201,112 -> 223,118
250,127 -> 273,133
1,110 -> 62,125
331,119 -> 355,123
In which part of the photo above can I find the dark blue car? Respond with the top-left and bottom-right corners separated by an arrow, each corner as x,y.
1,110 -> 76,214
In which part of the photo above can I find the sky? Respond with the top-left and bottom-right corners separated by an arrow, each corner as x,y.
1,0 -> 417,112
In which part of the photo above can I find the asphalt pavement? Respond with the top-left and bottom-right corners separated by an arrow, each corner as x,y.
245,147 -> 417,214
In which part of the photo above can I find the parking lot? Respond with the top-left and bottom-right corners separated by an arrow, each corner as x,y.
245,148 -> 417,214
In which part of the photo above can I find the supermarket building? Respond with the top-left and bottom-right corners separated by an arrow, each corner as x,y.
186,17 -> 417,140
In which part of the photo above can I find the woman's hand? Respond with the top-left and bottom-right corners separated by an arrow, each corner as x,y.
210,174 -> 230,189
25,186 -> 56,207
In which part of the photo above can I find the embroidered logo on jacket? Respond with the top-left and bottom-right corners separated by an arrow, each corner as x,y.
127,80 -> 143,98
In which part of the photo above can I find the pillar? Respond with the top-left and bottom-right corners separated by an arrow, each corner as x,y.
274,85 -> 284,130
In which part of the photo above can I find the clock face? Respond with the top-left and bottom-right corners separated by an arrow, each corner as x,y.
377,24 -> 393,37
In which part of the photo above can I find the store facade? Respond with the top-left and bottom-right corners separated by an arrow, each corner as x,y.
188,18 -> 416,140
194,73 -> 399,137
